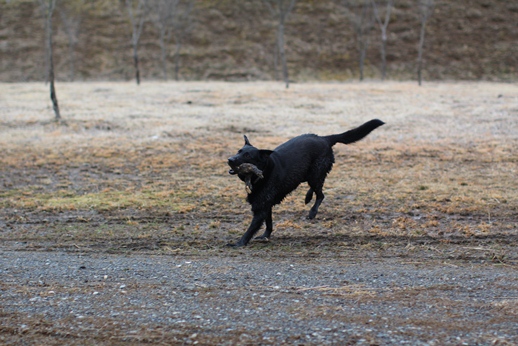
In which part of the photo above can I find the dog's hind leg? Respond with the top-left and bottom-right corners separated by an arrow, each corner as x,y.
308,188 -> 324,219
307,175 -> 327,219
255,207 -> 273,240
307,159 -> 331,219
305,187 -> 314,204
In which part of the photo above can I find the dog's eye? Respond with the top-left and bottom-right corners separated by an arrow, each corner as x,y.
244,152 -> 251,159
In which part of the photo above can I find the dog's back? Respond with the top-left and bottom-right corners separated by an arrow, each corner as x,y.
264,134 -> 334,201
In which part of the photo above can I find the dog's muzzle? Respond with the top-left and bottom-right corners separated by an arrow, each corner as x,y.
228,157 -> 238,175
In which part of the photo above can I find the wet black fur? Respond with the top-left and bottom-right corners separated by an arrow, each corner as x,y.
227,119 -> 384,247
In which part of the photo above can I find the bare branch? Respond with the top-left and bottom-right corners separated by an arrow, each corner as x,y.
171,0 -> 194,81
371,0 -> 393,80
150,0 -> 180,80
417,0 -> 435,85
125,0 -> 149,85
262,0 -> 298,88
342,0 -> 374,81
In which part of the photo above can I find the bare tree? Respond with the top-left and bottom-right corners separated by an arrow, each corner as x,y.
417,0 -> 435,86
262,0 -> 297,89
272,36 -> 280,81
342,0 -> 374,81
150,0 -> 178,80
125,0 -> 148,85
371,0 -> 393,80
58,0 -> 85,81
38,0 -> 61,120
171,0 -> 194,81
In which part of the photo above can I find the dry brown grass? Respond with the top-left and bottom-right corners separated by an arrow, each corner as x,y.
0,81 -> 517,256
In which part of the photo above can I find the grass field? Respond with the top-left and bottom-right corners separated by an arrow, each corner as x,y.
1,81 -> 517,344
1,81 -> 517,249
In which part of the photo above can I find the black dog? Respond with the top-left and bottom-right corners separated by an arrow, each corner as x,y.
227,119 -> 384,247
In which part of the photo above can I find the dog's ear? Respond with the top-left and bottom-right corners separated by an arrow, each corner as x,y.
244,135 -> 252,146
260,150 -> 274,160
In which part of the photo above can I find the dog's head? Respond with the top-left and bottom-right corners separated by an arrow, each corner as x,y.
228,135 -> 273,175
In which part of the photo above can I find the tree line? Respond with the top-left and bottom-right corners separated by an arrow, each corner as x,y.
7,0 -> 436,120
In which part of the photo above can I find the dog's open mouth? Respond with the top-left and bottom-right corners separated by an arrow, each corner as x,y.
228,163 -> 239,175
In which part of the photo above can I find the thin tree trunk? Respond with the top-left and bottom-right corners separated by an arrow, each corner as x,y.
358,23 -> 369,81
273,39 -> 280,80
277,20 -> 289,88
359,35 -> 367,81
272,41 -> 278,81
68,42 -> 76,81
127,0 -> 146,85
168,0 -> 193,82
371,0 -> 393,81
417,0 -> 434,86
263,0 -> 296,88
46,0 -> 60,120
43,6 -> 50,83
50,72 -> 61,120
380,28 -> 387,80
417,19 -> 426,86
159,29 -> 167,80
355,0 -> 372,82
174,40 -> 182,81
133,45 -> 140,85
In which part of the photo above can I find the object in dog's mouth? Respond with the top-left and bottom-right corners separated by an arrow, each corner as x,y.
231,163 -> 264,193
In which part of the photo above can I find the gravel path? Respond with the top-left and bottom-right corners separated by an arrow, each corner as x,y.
1,249 -> 517,345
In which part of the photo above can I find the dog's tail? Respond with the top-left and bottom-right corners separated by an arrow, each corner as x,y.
325,119 -> 384,146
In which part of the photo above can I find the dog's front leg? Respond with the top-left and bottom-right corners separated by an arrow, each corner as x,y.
255,207 -> 273,240
228,210 -> 268,247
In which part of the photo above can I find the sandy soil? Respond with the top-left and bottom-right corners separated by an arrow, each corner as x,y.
1,81 -> 517,345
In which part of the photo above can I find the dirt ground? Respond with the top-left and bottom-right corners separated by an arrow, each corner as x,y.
1,81 -> 517,345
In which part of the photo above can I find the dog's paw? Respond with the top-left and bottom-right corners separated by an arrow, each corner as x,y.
254,235 -> 270,242
226,242 -> 246,248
